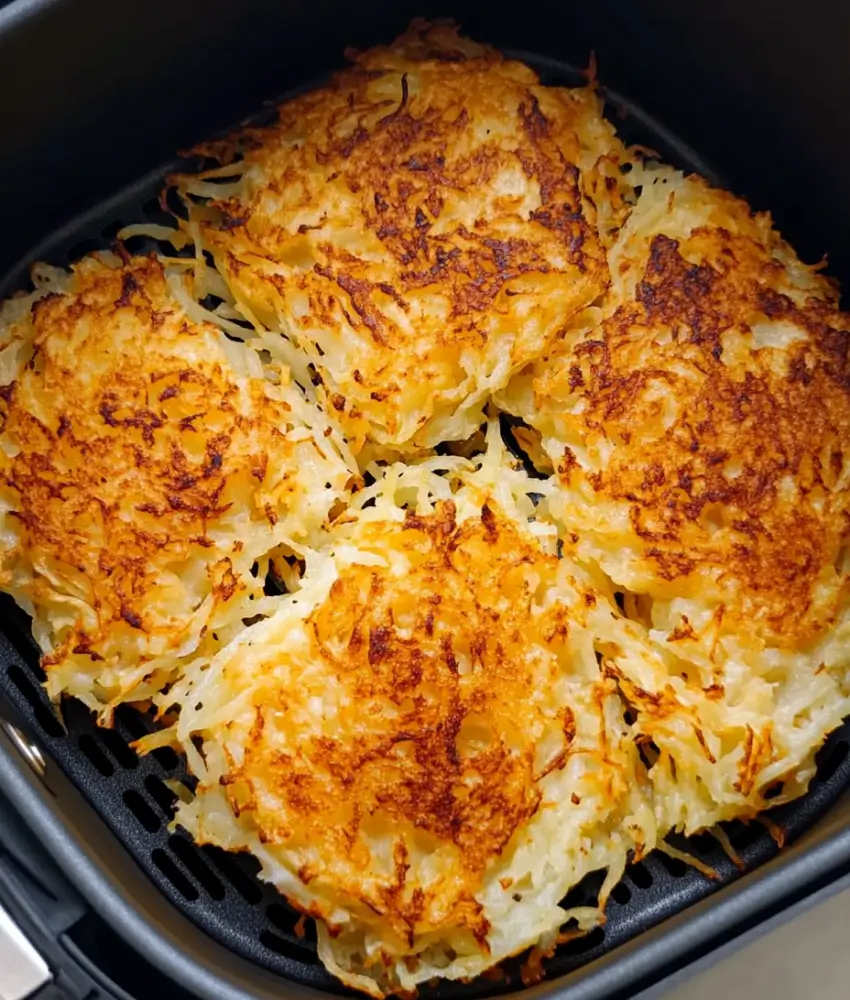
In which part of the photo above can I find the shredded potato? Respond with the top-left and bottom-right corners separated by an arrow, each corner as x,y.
154,424 -> 657,995
167,20 -> 638,458
0,254 -> 353,719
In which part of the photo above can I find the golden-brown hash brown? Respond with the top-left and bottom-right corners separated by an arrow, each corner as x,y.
500,170 -> 850,645
222,506 -> 585,905
172,20 -> 635,455
0,253 -> 351,717
163,460 -> 656,995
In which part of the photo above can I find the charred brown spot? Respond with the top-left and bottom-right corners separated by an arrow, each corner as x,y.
115,272 -> 139,308
314,265 -> 388,345
120,605 -> 144,630
519,93 -> 549,139
72,642 -> 104,662
369,625 -> 393,665
480,502 -> 497,539
558,447 -> 578,480
441,635 -> 458,673
99,399 -> 120,427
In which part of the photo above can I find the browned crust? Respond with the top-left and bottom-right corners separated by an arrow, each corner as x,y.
536,221 -> 850,642
220,502 -> 586,942
0,255 -> 299,688
177,22 -> 632,448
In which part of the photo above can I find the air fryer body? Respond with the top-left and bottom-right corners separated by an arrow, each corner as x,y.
1,2 -> 850,1000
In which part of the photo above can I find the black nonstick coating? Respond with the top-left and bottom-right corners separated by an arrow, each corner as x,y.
0,52 -> 849,999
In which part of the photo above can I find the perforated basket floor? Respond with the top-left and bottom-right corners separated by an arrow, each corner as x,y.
1,53 -> 850,999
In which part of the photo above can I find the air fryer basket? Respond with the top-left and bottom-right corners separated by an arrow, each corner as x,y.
2,1 -> 850,998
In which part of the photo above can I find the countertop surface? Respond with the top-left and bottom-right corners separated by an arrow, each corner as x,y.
663,885 -> 850,1000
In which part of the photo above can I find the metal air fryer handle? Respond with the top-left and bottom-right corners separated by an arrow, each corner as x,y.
0,725 -> 126,1000
0,900 -> 52,1000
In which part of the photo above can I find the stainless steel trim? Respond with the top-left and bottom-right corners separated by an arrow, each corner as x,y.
0,721 -> 45,780
0,900 -> 51,1000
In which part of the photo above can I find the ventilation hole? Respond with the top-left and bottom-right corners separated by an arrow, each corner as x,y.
0,599 -> 42,671
817,740 -> 849,783
63,699 -> 94,731
97,727 -> 138,769
78,734 -> 114,776
689,833 -> 717,856
764,782 -> 785,800
169,836 -> 225,901
145,774 -> 177,815
151,848 -> 199,902
7,665 -> 64,737
100,219 -> 125,241
726,820 -> 762,852
151,745 -> 180,771
266,903 -> 316,949
66,238 -> 102,262
267,902 -> 301,934
628,861 -> 654,890
614,592 -> 626,612
180,772 -> 198,794
496,413 -> 548,480
559,869 -> 605,910
202,846 -> 264,905
259,930 -> 318,964
296,913 -> 317,947
657,853 -> 688,878
114,706 -> 149,741
123,790 -> 161,833
610,882 -> 632,905
558,926 -> 605,957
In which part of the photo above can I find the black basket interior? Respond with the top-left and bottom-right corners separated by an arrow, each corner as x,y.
1,53 -> 850,998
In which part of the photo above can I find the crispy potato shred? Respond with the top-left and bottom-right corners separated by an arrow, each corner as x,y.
2,19 -> 850,998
